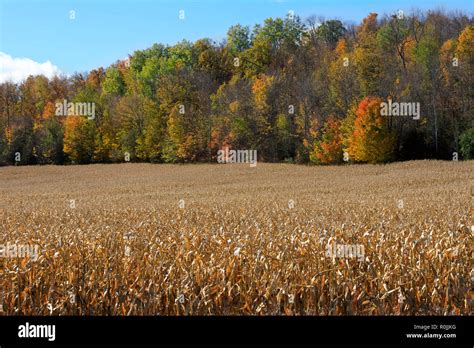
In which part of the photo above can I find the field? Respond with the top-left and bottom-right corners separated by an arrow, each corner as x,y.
0,161 -> 472,315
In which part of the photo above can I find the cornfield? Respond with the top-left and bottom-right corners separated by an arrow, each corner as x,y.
0,161 -> 472,315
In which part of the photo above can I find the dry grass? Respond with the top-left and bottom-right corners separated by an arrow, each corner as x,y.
0,160 -> 472,315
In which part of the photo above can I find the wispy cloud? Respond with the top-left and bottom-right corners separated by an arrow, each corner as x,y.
0,52 -> 61,83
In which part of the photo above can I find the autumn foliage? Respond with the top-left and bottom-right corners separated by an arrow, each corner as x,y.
310,116 -> 343,164
348,97 -> 396,163
0,10 -> 473,165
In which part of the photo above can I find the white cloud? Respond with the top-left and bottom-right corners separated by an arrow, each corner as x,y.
0,52 -> 62,83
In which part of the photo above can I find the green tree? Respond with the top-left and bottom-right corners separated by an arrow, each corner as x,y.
316,20 -> 347,46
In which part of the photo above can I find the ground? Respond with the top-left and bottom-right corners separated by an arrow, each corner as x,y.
0,161 -> 472,315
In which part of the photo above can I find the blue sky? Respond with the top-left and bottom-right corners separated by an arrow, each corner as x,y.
0,0 -> 473,79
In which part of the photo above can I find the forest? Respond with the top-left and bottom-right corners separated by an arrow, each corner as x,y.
1,10 -> 473,165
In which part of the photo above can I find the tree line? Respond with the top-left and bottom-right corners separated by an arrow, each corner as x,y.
1,10 -> 473,165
